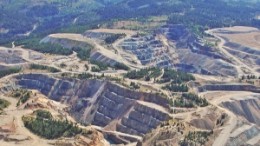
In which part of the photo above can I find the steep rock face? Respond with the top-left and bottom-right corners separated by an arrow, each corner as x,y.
227,124 -> 260,146
15,74 -> 170,138
90,52 -> 118,65
119,33 -> 174,68
117,103 -> 170,136
198,84 -> 260,93
221,97 -> 260,126
159,24 -> 238,76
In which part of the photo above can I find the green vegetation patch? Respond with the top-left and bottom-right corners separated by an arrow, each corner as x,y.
130,82 -> 140,90
35,110 -> 53,119
163,84 -> 188,92
0,98 -> 10,110
76,73 -> 93,80
30,64 -> 60,73
22,110 -> 83,139
216,113 -> 228,127
26,5 -> 59,17
180,131 -> 213,146
171,93 -> 208,108
1,0 -> 260,45
16,38 -> 73,55
72,46 -> 92,61
11,89 -> 32,106
125,67 -> 162,80
104,33 -> 126,44
90,60 -> 130,72
159,69 -> 195,92
0,67 -> 21,78
90,60 -> 109,72
160,69 -> 195,83
114,62 -> 130,71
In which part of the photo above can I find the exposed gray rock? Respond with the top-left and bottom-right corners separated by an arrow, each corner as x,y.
0,50 -> 25,64
15,74 -> 170,138
160,24 -> 238,76
226,125 -> 260,146
198,84 -> 260,93
221,97 -> 260,126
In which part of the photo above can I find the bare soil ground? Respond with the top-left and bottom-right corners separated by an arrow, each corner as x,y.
47,33 -> 145,69
1,26 -> 260,146
0,95 -> 55,146
0,89 -> 109,146
213,26 -> 260,50
206,27 -> 260,76
200,91 -> 260,146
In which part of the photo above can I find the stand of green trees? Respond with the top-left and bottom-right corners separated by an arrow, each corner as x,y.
1,0 -> 260,46
90,60 -> 109,72
163,84 -> 188,92
0,67 -> 21,78
90,60 -> 129,72
23,110 -> 83,139
72,46 -> 92,61
0,98 -> 10,111
30,64 -> 60,73
130,82 -> 140,90
124,67 -> 162,80
99,0 -> 260,30
160,69 -> 195,83
76,72 -> 93,79
104,34 -> 126,44
16,39 -> 73,55
11,89 -> 32,106
180,131 -> 213,146
171,93 -> 208,108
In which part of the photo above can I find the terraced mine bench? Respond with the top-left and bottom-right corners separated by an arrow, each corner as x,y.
198,84 -> 260,93
15,74 -> 171,143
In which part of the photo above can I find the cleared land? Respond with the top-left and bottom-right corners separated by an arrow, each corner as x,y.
213,26 -> 260,50
0,26 -> 260,146
206,26 -> 260,76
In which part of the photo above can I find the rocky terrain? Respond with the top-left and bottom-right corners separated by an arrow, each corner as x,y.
0,88 -> 109,146
41,33 -> 131,67
0,47 -> 25,64
116,24 -> 240,76
1,0 -> 260,145
160,25 -> 240,76
0,25 -> 259,146
199,84 -> 260,93
221,96 -> 260,126
14,74 -> 170,143
39,25 -> 260,77
200,91 -> 260,146
207,26 -> 260,76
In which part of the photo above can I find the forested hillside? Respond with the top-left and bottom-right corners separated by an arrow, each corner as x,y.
0,0 -> 260,44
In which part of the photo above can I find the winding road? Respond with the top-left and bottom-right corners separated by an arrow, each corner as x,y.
206,29 -> 259,76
